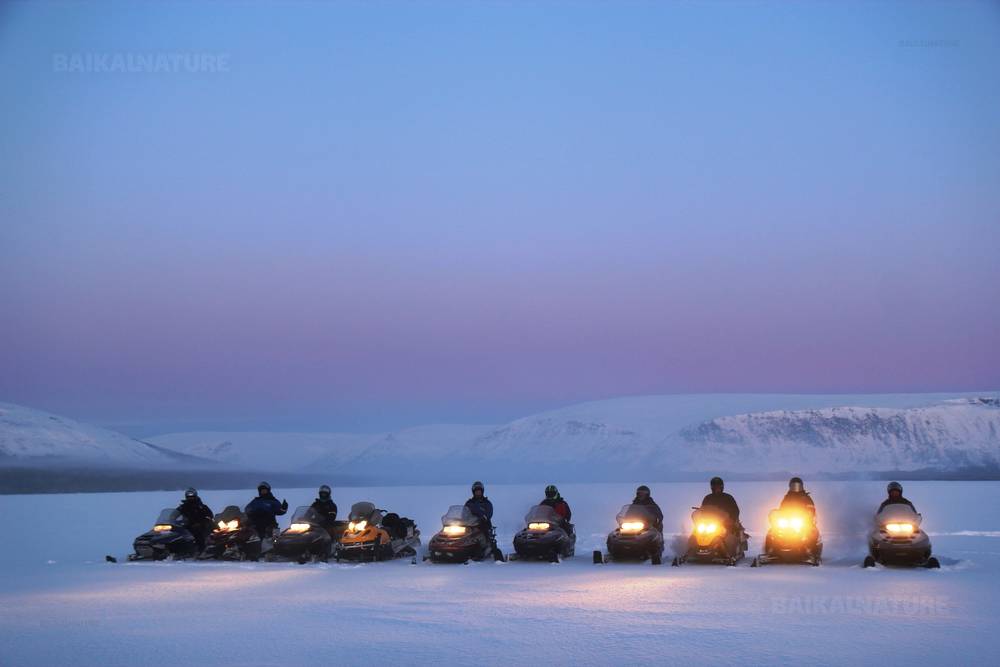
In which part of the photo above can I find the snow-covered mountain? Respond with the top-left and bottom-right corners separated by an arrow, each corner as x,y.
145,431 -> 377,471
679,397 -> 1000,473
0,402 -> 205,467
9,393 -> 995,482
149,392 -> 1000,480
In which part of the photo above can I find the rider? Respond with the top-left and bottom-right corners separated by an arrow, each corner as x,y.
177,487 -> 213,552
244,481 -> 288,538
700,477 -> 745,555
541,484 -> 572,530
464,480 -> 495,536
878,481 -> 917,512
310,484 -> 338,533
779,477 -> 816,514
701,477 -> 741,525
632,485 -> 663,531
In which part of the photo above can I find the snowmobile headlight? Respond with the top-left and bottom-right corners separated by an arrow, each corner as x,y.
287,522 -> 311,534
885,523 -> 914,535
442,525 -> 467,536
528,522 -> 550,531
696,522 -> 718,534
620,521 -> 645,533
774,513 -> 805,532
153,524 -> 173,532
216,519 -> 240,532
348,520 -> 368,533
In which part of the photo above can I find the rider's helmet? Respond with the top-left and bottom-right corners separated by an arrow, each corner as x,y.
257,481 -> 271,494
184,487 -> 198,500
544,484 -> 560,500
636,485 -> 651,499
710,477 -> 724,492
887,481 -> 903,498
789,477 -> 804,493
471,480 -> 485,496
318,484 -> 331,500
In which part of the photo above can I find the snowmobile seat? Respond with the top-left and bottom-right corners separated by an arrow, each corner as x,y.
381,513 -> 415,539
382,513 -> 404,539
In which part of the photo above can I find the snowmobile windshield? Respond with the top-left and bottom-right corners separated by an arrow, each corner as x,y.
616,504 -> 654,524
524,505 -> 562,526
876,503 -> 921,525
349,501 -> 377,522
214,505 -> 244,522
290,506 -> 322,524
442,505 -> 478,527
155,508 -> 184,525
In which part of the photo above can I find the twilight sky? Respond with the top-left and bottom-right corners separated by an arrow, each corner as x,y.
1,1 -> 998,436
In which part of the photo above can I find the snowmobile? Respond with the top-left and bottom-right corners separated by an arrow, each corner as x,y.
333,501 -> 420,562
425,505 -> 505,563
510,505 -> 576,562
863,504 -> 940,569
269,506 -> 348,563
195,505 -> 265,561
128,508 -> 199,561
594,504 -> 664,565
752,507 -> 822,567
672,507 -> 748,566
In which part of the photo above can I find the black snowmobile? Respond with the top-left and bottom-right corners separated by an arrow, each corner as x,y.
269,506 -> 348,563
672,507 -> 748,566
198,505 -> 265,561
510,505 -> 576,562
864,504 -> 940,569
595,504 -> 664,565
333,501 -> 420,562
752,507 -> 822,567
128,508 -> 199,561
425,505 -> 505,563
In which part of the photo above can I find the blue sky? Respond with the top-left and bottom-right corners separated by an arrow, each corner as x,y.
1,1 -> 998,435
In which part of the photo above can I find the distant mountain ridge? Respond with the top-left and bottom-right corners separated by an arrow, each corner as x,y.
679,397 -> 1000,473
3,394 -> 998,490
150,392 -> 1000,480
0,402 -> 208,467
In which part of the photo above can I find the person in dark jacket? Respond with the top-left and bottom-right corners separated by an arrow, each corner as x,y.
632,485 -> 663,531
878,481 -> 917,513
701,477 -> 741,525
779,477 -> 816,513
310,484 -> 338,533
245,481 -> 288,538
464,480 -> 494,535
177,487 -> 213,552
700,477 -> 746,557
540,485 -> 572,529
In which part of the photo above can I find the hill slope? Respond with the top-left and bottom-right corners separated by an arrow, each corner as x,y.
0,402 -> 204,467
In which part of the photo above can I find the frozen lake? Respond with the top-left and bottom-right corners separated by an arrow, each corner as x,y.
2,481 -> 998,665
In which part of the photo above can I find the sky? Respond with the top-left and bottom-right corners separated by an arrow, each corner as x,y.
1,1 -> 998,436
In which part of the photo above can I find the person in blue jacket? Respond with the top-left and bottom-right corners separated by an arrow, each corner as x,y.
465,480 -> 494,535
245,481 -> 288,538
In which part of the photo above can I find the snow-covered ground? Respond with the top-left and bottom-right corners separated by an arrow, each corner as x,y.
1,481 -> 998,665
